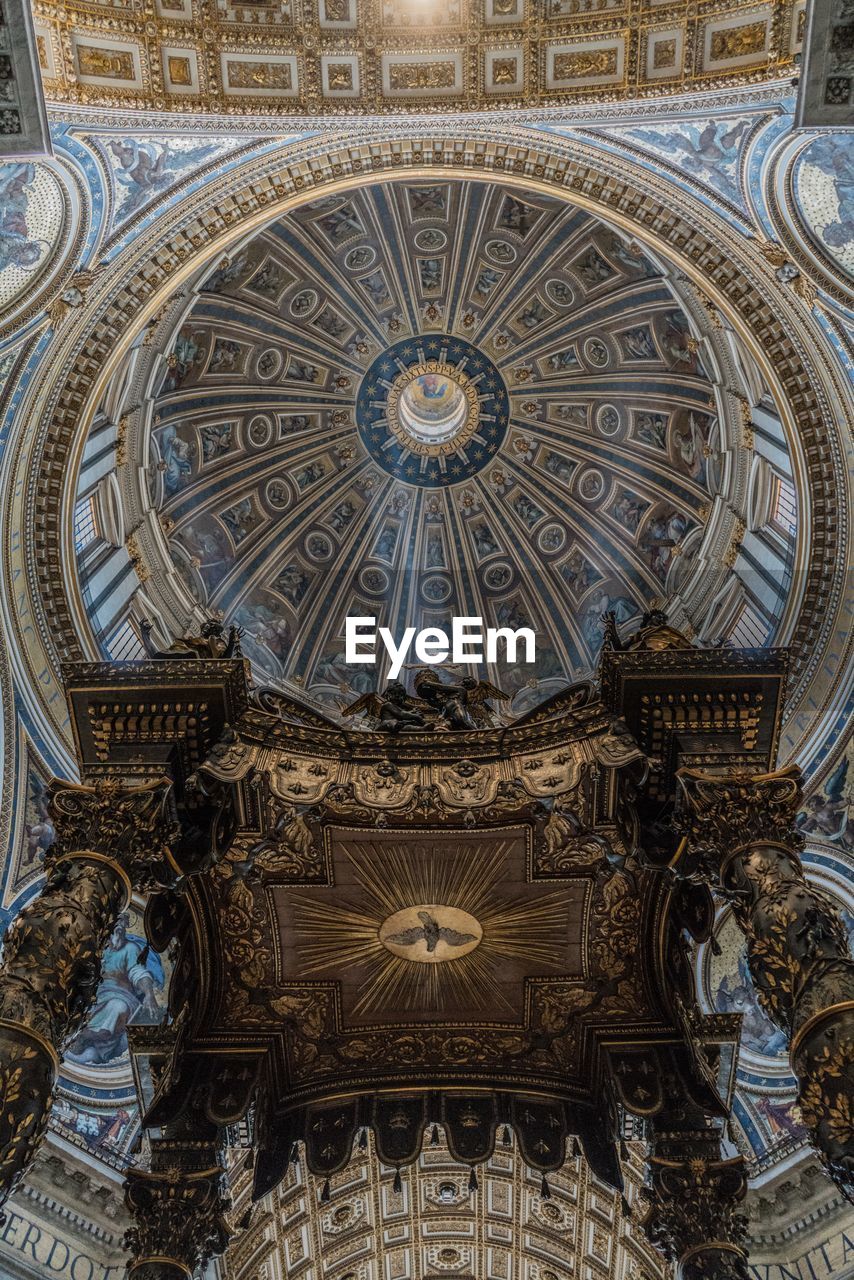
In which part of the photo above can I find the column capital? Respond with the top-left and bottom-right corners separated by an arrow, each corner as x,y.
676,764 -> 803,864
641,1124 -> 749,1279
125,1159 -> 232,1278
48,777 -> 180,892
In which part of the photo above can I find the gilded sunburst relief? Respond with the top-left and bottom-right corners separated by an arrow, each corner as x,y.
270,827 -> 587,1024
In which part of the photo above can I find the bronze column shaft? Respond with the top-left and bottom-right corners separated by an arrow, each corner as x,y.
677,765 -> 854,1200
0,852 -> 131,1207
0,778 -> 178,1212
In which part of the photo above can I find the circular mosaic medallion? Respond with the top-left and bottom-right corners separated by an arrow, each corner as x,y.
483,562 -> 512,591
266,477 -> 291,508
578,468 -> 605,500
379,905 -> 482,963
256,348 -> 282,380
584,337 -> 610,367
486,239 -> 517,264
596,404 -> 622,435
306,531 -> 333,561
538,522 -> 566,554
247,414 -> 273,447
346,245 -> 376,270
357,337 -> 509,487
291,288 -> 318,317
421,574 -> 452,603
414,227 -> 448,252
359,566 -> 389,595
545,278 -> 574,307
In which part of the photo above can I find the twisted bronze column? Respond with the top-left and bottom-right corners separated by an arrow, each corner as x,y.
0,778 -> 178,1210
677,764 -> 854,1199
642,1113 -> 749,1279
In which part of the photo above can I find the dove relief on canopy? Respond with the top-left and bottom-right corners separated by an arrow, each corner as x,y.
379,906 -> 483,962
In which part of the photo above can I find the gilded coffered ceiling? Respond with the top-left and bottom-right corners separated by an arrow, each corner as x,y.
223,1134 -> 665,1280
30,0 -> 805,115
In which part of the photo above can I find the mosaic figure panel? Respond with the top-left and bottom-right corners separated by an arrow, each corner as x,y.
0,162 -> 66,313
793,134 -> 854,280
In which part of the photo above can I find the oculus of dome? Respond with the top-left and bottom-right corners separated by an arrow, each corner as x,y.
358,337 -> 509,487
395,367 -> 474,451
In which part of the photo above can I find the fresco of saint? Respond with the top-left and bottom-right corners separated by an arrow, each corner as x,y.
0,163 -> 43,273
65,913 -> 165,1067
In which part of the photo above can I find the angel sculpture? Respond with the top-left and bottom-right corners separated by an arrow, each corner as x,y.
341,680 -> 428,733
412,668 -> 509,729
140,618 -> 243,661
386,910 -> 477,954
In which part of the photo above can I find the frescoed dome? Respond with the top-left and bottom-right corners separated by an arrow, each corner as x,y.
130,178 -> 756,717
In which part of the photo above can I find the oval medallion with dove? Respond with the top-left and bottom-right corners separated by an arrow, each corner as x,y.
379,905 -> 483,963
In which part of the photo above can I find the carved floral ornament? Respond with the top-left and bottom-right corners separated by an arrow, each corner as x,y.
8,130 -> 849,780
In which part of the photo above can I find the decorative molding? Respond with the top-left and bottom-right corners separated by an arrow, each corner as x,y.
29,0 -> 800,116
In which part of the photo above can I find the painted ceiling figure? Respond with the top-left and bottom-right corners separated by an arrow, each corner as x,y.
797,755 -> 854,852
65,914 -> 164,1067
0,163 -> 45,273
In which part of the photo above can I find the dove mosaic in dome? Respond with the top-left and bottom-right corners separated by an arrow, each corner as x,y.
147,178 -> 734,719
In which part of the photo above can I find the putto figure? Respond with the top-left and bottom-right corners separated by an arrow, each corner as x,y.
342,679 -> 429,732
413,669 -> 507,729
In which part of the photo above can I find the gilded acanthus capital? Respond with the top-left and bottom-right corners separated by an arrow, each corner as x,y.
48,777 -> 181,892
641,1144 -> 749,1278
676,764 -> 803,864
125,1163 -> 232,1278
